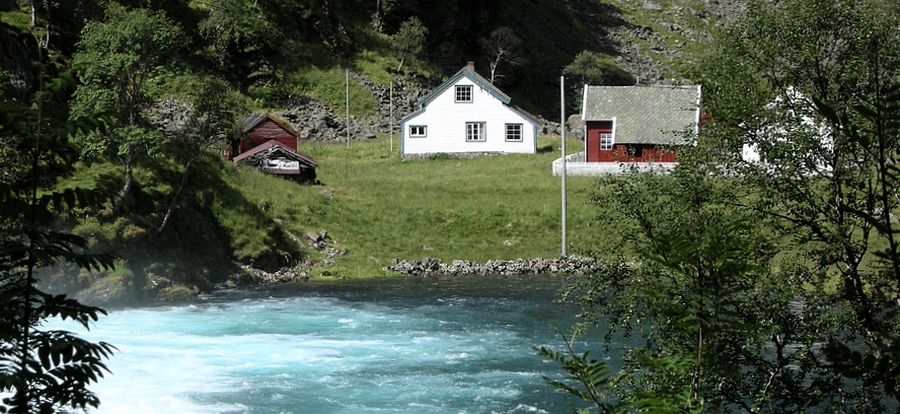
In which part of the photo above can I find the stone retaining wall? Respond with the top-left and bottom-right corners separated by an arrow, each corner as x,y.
382,256 -> 607,276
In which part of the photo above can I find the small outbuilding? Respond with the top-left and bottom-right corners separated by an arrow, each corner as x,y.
400,62 -> 539,156
226,113 -> 318,183
581,84 -> 701,163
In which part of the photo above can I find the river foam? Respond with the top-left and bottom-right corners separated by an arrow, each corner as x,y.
47,275 -> 603,413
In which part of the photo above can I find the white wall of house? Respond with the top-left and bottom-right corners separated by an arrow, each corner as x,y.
401,78 -> 537,155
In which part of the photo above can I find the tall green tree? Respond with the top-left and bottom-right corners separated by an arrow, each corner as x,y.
698,0 -> 900,404
549,0 -> 900,410
70,3 -> 186,214
0,73 -> 116,413
198,0 -> 281,86
389,16 -> 427,72
543,158 -> 839,412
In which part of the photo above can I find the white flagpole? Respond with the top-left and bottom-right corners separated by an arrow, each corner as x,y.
390,81 -> 394,152
560,75 -> 567,258
346,69 -> 350,149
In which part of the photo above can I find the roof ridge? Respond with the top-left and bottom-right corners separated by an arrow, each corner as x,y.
416,65 -> 512,106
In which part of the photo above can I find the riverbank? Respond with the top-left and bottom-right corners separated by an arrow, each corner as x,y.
60,135 -> 614,306
217,255 -> 608,291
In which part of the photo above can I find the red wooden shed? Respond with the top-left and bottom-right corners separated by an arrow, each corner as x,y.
225,113 -> 318,183
225,113 -> 301,158
581,85 -> 701,163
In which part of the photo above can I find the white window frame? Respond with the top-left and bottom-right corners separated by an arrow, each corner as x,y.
505,124 -> 523,142
466,122 -> 486,142
409,125 -> 427,137
455,85 -> 473,103
600,132 -> 614,150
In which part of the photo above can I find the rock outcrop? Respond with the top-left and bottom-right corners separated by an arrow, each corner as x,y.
276,71 -> 442,142
0,28 -> 39,100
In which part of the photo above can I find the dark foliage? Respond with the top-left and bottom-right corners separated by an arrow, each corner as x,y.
0,73 -> 116,413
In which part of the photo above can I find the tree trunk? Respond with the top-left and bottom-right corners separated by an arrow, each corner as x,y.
156,157 -> 195,235
114,149 -> 135,214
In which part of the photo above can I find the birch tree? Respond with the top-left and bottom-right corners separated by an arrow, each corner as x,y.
479,27 -> 522,85
71,3 -> 186,214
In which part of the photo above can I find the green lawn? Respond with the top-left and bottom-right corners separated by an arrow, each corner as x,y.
229,135 -> 609,278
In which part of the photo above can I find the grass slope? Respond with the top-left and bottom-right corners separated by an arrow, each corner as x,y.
229,135 -> 606,279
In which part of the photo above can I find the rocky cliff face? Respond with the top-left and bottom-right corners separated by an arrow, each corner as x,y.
0,26 -> 38,100
590,0 -> 749,83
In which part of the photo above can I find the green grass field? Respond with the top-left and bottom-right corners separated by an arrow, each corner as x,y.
225,135 -> 609,279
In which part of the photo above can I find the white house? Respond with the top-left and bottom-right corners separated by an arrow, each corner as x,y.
400,62 -> 539,156
742,86 -> 832,166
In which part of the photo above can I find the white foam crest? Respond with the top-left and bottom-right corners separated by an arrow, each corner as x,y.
36,280 -> 602,413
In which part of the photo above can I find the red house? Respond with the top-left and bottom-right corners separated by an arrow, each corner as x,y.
226,113 -> 318,183
581,85 -> 701,163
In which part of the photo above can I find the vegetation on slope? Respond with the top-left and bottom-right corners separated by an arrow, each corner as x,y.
50,135 -> 598,302
0,0 -> 738,303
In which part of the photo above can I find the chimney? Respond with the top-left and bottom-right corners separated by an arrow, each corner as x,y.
466,61 -> 475,71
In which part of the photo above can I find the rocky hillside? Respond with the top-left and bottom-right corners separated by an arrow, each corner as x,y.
1,0 -> 748,118
262,0 -> 752,141
596,0 -> 749,81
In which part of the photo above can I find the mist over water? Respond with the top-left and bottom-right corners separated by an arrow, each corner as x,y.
51,275 -> 609,414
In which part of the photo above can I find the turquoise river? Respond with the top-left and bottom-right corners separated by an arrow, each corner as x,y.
49,274 -> 615,414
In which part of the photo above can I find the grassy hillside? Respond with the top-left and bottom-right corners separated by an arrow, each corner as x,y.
4,0 -> 738,304
54,135 -> 608,302
227,135 -> 605,278
56,137 -> 607,303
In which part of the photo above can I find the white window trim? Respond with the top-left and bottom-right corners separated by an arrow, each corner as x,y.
600,132 -> 614,150
455,85 -> 473,103
505,123 -> 523,142
466,122 -> 486,142
410,125 -> 427,138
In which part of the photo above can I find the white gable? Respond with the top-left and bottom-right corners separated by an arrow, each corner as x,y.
400,69 -> 537,155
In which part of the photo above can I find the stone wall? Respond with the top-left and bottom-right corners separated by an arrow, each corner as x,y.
382,256 -> 609,276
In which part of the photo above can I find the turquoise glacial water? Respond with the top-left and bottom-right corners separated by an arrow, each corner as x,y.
49,274 -> 609,414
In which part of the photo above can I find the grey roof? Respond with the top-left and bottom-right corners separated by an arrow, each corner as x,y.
582,85 -> 700,145
238,113 -> 300,138
239,113 -> 268,131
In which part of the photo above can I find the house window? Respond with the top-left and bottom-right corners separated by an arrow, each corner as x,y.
455,85 -> 473,103
505,124 -> 523,141
410,125 -> 427,137
600,133 -> 613,150
631,145 -> 644,158
466,122 -> 486,142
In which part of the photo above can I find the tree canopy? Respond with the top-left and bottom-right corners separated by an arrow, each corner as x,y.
546,0 -> 900,411
71,2 -> 187,213
389,16 -> 427,72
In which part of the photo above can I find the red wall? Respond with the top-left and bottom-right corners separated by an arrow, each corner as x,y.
586,121 -> 613,162
240,119 -> 298,153
586,121 -> 677,163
